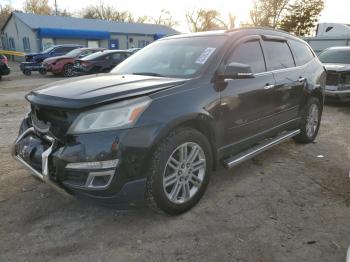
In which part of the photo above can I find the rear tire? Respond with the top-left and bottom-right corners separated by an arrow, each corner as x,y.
145,128 -> 212,215
294,97 -> 322,144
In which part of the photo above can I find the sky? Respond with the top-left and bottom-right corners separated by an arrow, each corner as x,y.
3,0 -> 350,32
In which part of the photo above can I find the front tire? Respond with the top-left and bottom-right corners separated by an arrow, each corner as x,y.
146,128 -> 212,215
294,97 -> 322,143
63,64 -> 74,77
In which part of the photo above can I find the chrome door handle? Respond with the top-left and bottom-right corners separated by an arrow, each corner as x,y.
264,84 -> 275,90
299,77 -> 306,82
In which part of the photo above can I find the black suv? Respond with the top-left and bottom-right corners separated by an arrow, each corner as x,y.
12,28 -> 326,214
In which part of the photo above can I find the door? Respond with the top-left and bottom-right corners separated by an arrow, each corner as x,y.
218,38 -> 277,155
261,39 -> 304,123
110,52 -> 125,68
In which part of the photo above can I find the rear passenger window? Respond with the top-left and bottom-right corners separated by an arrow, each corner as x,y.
228,41 -> 266,74
263,41 -> 295,70
289,40 -> 314,66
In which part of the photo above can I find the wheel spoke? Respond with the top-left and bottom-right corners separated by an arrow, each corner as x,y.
192,159 -> 205,172
170,182 -> 182,201
179,144 -> 188,162
190,174 -> 201,187
168,156 -> 179,170
187,146 -> 199,163
164,173 -> 177,187
183,182 -> 190,198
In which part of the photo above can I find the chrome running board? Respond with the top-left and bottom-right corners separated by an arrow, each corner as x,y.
223,129 -> 300,169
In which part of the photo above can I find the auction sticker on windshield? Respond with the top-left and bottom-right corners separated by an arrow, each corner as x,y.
195,48 -> 216,64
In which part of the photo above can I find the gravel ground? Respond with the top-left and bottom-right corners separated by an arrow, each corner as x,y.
0,62 -> 349,262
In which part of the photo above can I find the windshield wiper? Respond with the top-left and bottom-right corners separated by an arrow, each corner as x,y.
132,72 -> 165,77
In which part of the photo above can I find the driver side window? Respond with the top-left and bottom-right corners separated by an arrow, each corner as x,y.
227,41 -> 266,74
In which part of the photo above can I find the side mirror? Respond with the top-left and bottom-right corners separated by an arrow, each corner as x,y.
220,62 -> 254,79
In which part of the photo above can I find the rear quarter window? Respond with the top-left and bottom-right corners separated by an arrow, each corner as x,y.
263,41 -> 295,71
289,40 -> 314,66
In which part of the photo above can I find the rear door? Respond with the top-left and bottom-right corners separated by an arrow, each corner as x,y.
219,36 -> 277,154
261,37 -> 304,123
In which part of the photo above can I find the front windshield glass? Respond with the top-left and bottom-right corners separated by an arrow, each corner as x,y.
42,46 -> 56,53
81,51 -> 105,60
318,49 -> 350,64
111,35 -> 227,78
65,48 -> 83,57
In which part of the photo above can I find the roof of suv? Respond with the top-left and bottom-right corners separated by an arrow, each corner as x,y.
164,27 -> 304,43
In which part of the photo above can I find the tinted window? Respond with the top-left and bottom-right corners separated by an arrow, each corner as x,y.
227,41 -> 266,73
263,41 -> 295,70
318,49 -> 350,64
289,40 -> 314,66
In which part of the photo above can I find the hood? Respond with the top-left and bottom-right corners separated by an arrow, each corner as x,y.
26,74 -> 187,110
324,63 -> 350,72
43,55 -> 71,63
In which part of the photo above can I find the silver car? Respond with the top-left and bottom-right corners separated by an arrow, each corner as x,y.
319,46 -> 350,102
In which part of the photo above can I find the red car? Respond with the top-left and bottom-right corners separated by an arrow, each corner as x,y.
0,54 -> 8,65
42,47 -> 105,77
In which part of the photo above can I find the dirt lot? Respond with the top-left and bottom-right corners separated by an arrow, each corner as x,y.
0,62 -> 349,262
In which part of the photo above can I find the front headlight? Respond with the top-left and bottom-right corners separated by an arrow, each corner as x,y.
67,96 -> 151,134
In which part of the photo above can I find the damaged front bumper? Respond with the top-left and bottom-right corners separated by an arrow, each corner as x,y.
11,127 -> 73,198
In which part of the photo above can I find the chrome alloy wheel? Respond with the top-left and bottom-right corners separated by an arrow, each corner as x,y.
306,104 -> 319,138
163,142 -> 206,204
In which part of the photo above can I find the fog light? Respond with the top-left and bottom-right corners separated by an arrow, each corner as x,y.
85,170 -> 115,189
66,159 -> 119,170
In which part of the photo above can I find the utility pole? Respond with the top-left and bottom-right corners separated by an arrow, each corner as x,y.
54,0 -> 58,15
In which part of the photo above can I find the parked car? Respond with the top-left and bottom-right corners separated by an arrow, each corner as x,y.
73,50 -> 132,75
318,46 -> 350,102
25,44 -> 83,63
127,48 -> 142,54
0,54 -> 8,65
0,61 -> 10,80
12,28 -> 326,214
42,47 -> 105,77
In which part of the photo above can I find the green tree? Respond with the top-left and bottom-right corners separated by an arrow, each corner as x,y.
23,0 -> 52,15
279,0 -> 324,36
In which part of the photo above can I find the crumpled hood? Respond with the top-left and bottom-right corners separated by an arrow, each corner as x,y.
324,63 -> 350,72
26,73 -> 187,110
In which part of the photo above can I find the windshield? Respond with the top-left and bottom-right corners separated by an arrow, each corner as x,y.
111,35 -> 227,78
42,46 -> 56,54
81,51 -> 106,61
65,48 -> 83,57
318,49 -> 350,64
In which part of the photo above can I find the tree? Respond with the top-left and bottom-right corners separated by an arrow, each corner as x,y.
250,0 -> 290,28
81,1 -> 147,23
151,9 -> 178,27
23,0 -> 52,15
0,4 -> 13,29
186,9 -> 233,32
279,0 -> 324,36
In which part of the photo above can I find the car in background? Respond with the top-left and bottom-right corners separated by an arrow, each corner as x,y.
73,50 -> 132,75
42,47 -> 105,77
127,48 -> 142,54
25,44 -> 83,64
318,46 -> 350,102
0,54 -> 8,65
0,61 -> 10,80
